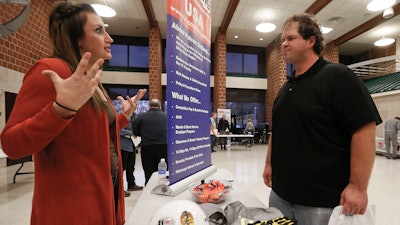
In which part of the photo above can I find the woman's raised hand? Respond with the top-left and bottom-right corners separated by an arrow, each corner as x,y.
118,89 -> 147,119
43,52 -> 104,112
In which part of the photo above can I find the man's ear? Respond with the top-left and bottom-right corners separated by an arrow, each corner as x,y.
307,36 -> 316,47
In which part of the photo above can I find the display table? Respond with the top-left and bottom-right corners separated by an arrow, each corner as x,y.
125,168 -> 266,224
216,134 -> 254,150
0,149 -> 34,182
0,149 -> 7,159
216,134 -> 253,138
0,149 -> 6,167
375,136 -> 400,157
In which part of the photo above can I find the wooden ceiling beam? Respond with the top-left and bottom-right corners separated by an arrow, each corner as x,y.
219,0 -> 240,34
334,2 -> 400,46
142,0 -> 157,28
305,0 -> 332,14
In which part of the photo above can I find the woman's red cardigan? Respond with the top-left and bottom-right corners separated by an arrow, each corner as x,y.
1,58 -> 127,225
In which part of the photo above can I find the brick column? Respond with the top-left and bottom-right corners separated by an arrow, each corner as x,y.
322,42 -> 339,63
213,31 -> 227,110
148,26 -> 163,101
265,37 -> 286,127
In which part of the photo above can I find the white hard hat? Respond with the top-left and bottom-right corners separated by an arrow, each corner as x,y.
149,199 -> 208,225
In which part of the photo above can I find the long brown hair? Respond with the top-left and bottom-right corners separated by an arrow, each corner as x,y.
48,1 -> 110,112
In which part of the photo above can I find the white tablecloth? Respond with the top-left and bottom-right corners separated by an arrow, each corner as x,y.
0,149 -> 7,159
125,168 -> 266,224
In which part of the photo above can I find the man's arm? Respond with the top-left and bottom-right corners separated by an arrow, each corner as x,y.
263,133 -> 272,187
210,123 -> 217,136
243,123 -> 249,133
340,122 -> 376,215
397,121 -> 400,132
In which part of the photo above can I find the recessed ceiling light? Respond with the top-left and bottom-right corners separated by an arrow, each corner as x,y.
91,4 -> 116,17
234,35 -> 239,39
367,0 -> 395,11
321,26 -> 333,34
383,7 -> 394,18
256,23 -> 276,33
374,37 -> 395,46
259,38 -> 263,41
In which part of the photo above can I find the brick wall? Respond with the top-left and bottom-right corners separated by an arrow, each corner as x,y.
354,44 -> 396,62
0,0 -> 54,73
265,36 -> 287,126
148,26 -> 163,101
322,42 -> 339,63
213,31 -> 226,110
352,44 -> 396,78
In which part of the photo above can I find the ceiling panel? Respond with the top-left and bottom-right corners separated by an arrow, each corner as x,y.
70,0 -> 399,56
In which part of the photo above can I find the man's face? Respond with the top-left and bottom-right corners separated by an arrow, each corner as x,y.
280,22 -> 313,64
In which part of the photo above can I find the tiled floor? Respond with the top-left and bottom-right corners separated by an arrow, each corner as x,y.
0,144 -> 399,225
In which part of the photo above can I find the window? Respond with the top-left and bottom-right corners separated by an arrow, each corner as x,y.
225,88 -> 266,133
103,84 -> 170,114
243,54 -> 258,74
129,46 -> 149,68
104,40 -> 149,72
226,52 -> 260,75
226,52 -> 243,73
109,44 -> 128,67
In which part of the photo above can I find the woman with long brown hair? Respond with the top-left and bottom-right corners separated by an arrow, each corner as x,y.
0,2 -> 145,224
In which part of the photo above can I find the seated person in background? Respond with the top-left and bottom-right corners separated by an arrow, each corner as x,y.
243,118 -> 256,147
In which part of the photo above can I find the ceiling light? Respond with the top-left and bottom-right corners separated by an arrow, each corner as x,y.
383,7 -> 394,18
91,4 -> 116,17
234,35 -> 238,39
367,0 -> 395,11
321,26 -> 333,34
256,23 -> 276,33
374,37 -> 395,46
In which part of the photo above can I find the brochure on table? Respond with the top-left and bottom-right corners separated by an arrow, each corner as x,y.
160,0 -> 212,195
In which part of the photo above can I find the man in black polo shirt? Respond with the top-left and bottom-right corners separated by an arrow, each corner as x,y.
262,13 -> 382,225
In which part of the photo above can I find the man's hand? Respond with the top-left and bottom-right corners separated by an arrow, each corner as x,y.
340,183 -> 368,215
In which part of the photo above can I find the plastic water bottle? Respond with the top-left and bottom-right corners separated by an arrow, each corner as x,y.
158,158 -> 168,184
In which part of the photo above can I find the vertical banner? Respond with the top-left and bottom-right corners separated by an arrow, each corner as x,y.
166,0 -> 212,184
